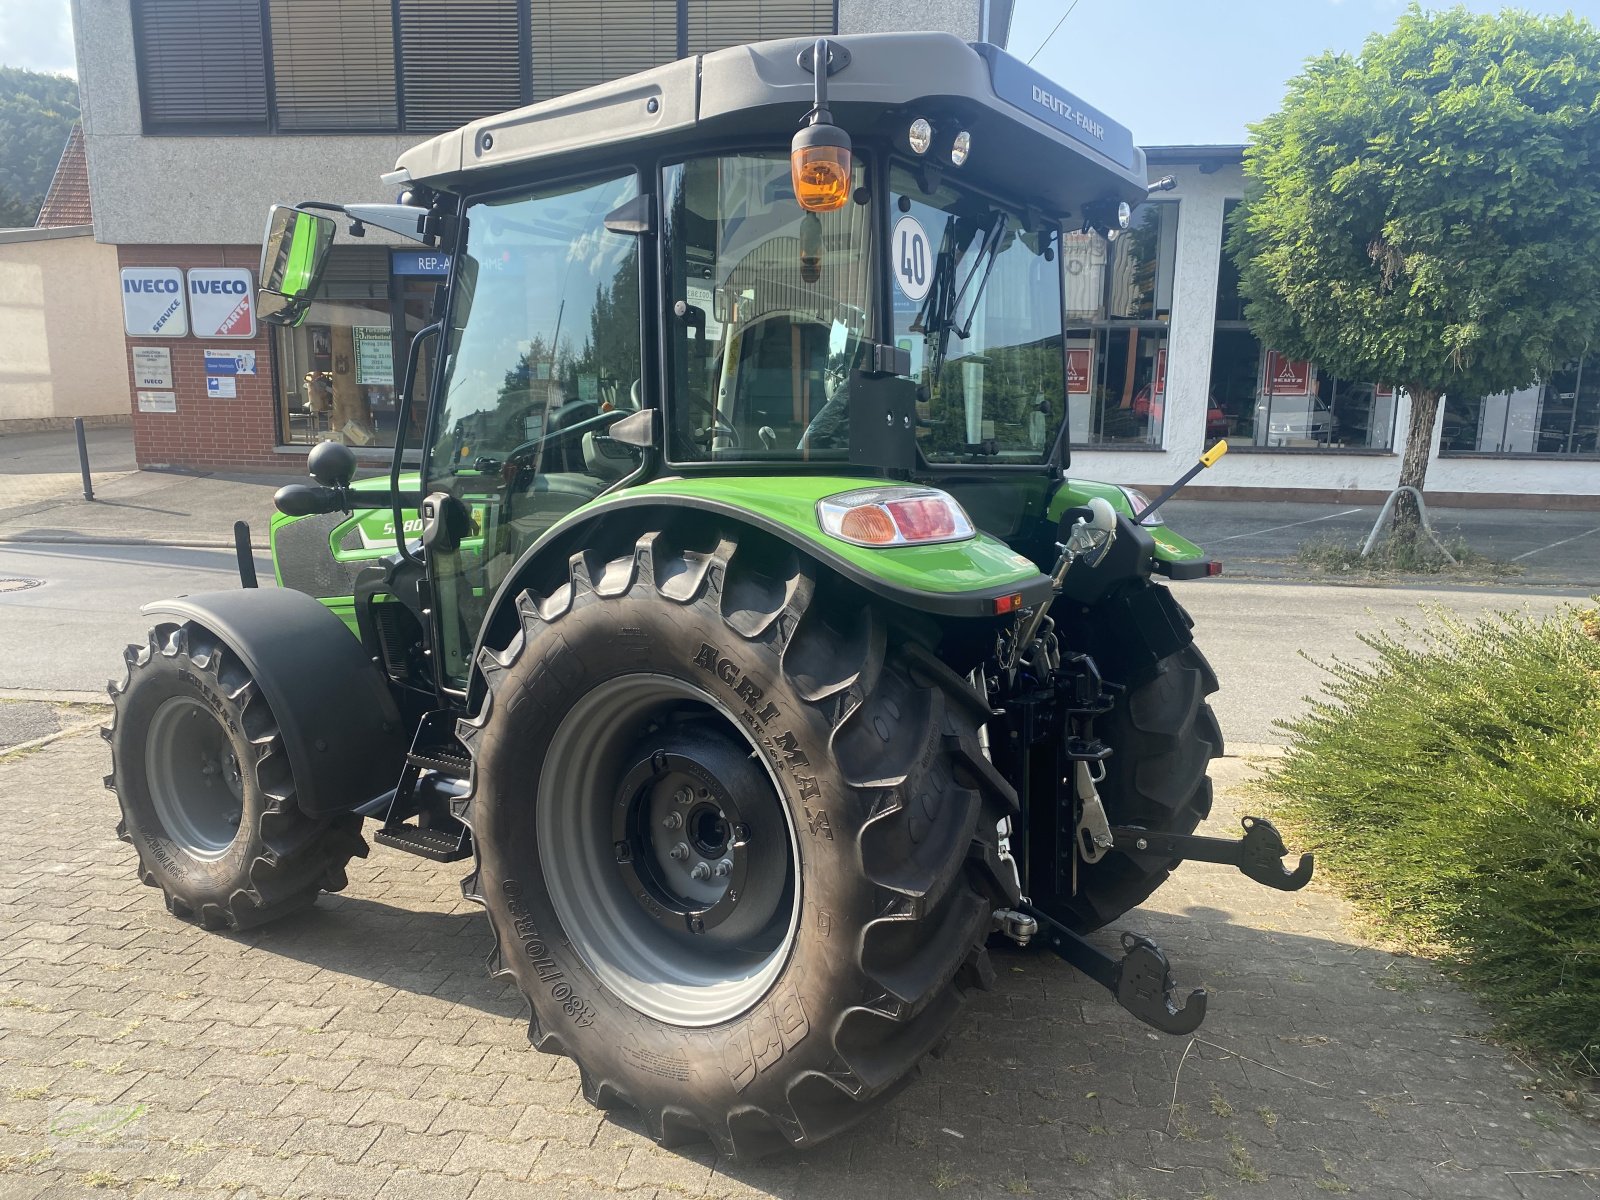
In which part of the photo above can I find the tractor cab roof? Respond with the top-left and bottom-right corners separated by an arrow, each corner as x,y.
384,32 -> 1147,220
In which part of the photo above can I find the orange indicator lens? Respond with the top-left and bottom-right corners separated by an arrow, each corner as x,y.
791,146 -> 852,212
838,505 -> 898,544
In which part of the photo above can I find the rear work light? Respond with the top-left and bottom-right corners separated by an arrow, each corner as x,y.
817,486 -> 976,548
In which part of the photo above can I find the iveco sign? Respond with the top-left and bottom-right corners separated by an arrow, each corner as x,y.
980,49 -> 1137,172
187,268 -> 257,339
120,267 -> 188,337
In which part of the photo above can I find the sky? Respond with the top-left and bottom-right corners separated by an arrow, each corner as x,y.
4,0 -> 1600,141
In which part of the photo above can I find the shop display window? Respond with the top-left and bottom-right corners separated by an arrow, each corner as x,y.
1443,357 -> 1600,456
1211,202 -> 1395,451
274,246 -> 441,449
1063,201 -> 1178,447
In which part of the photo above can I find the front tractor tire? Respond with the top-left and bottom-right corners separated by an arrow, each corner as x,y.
458,525 -> 1013,1158
106,621 -> 368,930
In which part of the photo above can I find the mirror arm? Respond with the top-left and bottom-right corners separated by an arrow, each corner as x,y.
390,322 -> 443,566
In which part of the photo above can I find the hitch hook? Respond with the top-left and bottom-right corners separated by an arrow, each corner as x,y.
1112,815 -> 1314,893
1021,904 -> 1207,1036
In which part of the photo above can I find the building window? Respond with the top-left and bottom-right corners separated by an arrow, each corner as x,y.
399,0 -> 527,133
529,2 -> 682,100
268,0 -> 399,132
274,246 -> 446,450
132,0 -> 270,133
135,0 -> 837,134
1061,202 -> 1178,446
526,0 -> 837,100
1210,200 -> 1396,450
1443,358 -> 1600,456
685,0 -> 839,54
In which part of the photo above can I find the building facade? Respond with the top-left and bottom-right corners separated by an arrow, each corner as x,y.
1070,148 -> 1597,505
71,2 -> 1596,501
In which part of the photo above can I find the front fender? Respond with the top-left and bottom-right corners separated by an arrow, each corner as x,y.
142,589 -> 407,818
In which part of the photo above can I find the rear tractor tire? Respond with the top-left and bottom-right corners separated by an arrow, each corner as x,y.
1054,592 -> 1223,932
105,621 -> 368,930
458,525 -> 1015,1158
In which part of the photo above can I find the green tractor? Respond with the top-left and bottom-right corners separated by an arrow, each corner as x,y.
106,32 -> 1311,1157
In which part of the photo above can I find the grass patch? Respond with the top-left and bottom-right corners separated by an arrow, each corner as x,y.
1295,532 -> 1521,578
1260,601 -> 1600,1078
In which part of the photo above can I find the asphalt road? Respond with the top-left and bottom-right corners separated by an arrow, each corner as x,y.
1168,577 -> 1583,743
0,536 -> 1587,747
0,540 -> 268,698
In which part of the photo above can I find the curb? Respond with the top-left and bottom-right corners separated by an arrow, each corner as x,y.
0,534 -> 240,550
0,717 -> 106,758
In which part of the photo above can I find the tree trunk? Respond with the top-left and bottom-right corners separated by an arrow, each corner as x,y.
1393,388 -> 1441,540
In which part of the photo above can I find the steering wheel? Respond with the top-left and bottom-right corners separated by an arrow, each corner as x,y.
503,410 -> 623,469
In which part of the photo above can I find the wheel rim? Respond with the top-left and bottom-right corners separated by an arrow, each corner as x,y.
144,696 -> 245,861
537,674 -> 800,1027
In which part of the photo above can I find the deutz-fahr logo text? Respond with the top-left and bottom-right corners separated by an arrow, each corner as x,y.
1031,85 -> 1106,142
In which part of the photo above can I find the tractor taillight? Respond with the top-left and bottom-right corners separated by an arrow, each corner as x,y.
817,486 -> 975,547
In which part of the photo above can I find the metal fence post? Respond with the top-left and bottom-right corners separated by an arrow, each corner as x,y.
74,417 -> 94,502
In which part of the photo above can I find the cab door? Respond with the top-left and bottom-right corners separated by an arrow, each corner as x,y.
421,170 -> 646,687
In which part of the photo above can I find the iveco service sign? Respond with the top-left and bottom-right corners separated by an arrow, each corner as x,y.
121,267 -> 188,337
982,49 -> 1137,172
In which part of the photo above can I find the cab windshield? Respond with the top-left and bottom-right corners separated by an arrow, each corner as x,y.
890,166 -> 1066,464
663,152 -> 876,463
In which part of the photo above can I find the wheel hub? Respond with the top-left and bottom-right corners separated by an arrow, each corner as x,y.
144,696 -> 245,860
612,739 -> 781,946
535,673 -> 800,1026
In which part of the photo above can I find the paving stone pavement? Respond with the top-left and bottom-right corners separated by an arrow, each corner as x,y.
1,731 -> 1595,1200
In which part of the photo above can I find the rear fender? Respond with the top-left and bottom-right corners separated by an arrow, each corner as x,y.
470,482 -> 1054,706
141,589 -> 408,818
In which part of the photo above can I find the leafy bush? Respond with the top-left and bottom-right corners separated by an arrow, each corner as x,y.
1262,602 -> 1600,1074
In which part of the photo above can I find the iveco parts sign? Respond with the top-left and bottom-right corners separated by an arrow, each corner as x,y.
188,268 -> 256,338
120,267 -> 188,337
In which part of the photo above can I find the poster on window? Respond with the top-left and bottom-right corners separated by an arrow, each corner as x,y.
1153,348 -> 1168,396
353,326 -> 395,386
1263,350 -> 1312,395
1066,347 -> 1093,395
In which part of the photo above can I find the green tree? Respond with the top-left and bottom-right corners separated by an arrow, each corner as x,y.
0,65 -> 80,226
1228,5 -> 1600,533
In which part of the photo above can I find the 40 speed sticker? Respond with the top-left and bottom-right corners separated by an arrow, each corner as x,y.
892,214 -> 933,302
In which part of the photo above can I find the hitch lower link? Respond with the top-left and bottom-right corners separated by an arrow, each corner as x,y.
1003,903 -> 1208,1035
997,815 -> 1313,1036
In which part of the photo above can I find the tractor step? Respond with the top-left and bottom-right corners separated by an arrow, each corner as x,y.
1018,903 -> 1206,1035
1110,815 -> 1314,892
374,823 -> 472,862
405,749 -> 471,778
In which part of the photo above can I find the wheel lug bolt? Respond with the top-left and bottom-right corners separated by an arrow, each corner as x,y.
690,862 -> 711,881
662,812 -> 683,830
669,842 -> 690,861
714,858 -> 732,878
732,823 -> 750,844
613,841 -> 631,863
674,787 -> 692,805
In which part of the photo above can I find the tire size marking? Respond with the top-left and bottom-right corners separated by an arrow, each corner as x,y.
501,879 -> 597,1028
722,983 -> 810,1092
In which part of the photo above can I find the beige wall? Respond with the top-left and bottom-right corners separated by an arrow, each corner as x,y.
0,227 -> 130,425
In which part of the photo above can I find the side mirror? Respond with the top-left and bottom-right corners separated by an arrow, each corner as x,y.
307,440 -> 356,488
274,440 -> 356,517
256,205 -> 336,327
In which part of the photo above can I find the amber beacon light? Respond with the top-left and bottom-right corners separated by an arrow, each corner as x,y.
791,38 -> 853,212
